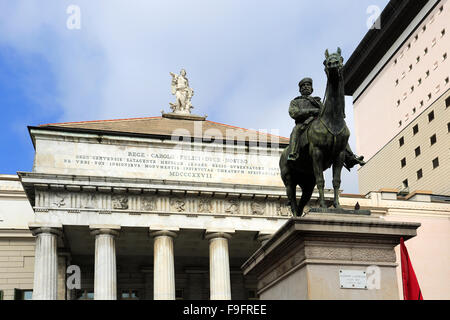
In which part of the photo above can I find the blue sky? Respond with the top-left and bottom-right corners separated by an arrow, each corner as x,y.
0,0 -> 389,193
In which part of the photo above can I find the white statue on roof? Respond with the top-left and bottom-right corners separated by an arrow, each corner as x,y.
169,69 -> 194,114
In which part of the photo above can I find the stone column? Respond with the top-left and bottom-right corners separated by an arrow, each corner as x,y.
205,232 -> 233,300
150,230 -> 177,300
30,226 -> 62,300
90,227 -> 120,300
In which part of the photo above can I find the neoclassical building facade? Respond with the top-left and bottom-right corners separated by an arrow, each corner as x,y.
0,113 -> 449,300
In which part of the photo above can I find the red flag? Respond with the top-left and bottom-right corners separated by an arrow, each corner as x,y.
400,237 -> 423,300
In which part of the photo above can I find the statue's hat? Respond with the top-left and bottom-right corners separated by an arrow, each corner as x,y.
298,77 -> 313,87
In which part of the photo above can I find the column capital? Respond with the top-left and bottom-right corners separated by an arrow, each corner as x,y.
90,225 -> 120,237
29,224 -> 62,237
150,230 -> 178,239
204,231 -> 233,241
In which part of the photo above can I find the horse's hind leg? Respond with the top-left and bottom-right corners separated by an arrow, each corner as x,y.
310,146 -> 326,208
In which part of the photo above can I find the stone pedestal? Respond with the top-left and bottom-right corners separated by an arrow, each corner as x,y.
30,226 -> 62,300
205,232 -> 233,300
242,213 -> 421,300
91,226 -> 120,300
151,230 -> 177,300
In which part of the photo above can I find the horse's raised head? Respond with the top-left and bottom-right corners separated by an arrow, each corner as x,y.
323,48 -> 344,79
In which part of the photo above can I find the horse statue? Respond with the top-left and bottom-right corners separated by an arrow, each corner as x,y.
279,48 -> 351,216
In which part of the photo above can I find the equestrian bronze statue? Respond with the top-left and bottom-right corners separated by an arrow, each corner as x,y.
279,48 -> 365,217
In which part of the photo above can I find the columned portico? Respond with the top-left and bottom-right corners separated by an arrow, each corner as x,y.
30,225 -> 62,300
150,229 -> 178,300
205,231 -> 233,300
90,226 -> 120,300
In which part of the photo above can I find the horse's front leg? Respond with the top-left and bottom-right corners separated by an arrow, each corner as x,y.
332,151 -> 345,209
310,146 -> 326,208
285,180 -> 299,217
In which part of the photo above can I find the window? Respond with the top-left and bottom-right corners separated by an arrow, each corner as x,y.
415,146 -> 421,157
439,5 -> 444,13
399,120 -> 403,127
397,99 -> 401,107
414,34 -> 419,41
420,100 -> 424,107
410,86 -> 414,93
448,122 -> 450,132
426,70 -> 430,77
416,56 -> 421,63
14,289 -> 33,300
424,47 -> 428,55
403,179 -> 409,188
395,79 -> 399,86
422,25 -> 427,33
442,29 -> 446,37
446,96 -> 450,108
445,77 -> 449,85
401,157 -> 407,168
428,93 -> 432,100
399,137 -> 405,147
418,78 -> 422,85
412,107 -> 416,114
443,53 -> 448,61
417,169 -> 423,180
428,111 -> 435,122
430,134 -> 437,146
407,43 -> 411,50
432,157 -> 439,169
394,58 -> 398,65
413,124 -> 419,135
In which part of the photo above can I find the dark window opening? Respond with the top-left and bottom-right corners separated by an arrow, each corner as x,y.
417,169 -> 423,180
430,134 -> 437,146
415,146 -> 421,157
403,179 -> 409,188
413,124 -> 419,135
432,157 -> 439,169
401,158 -> 407,168
399,137 -> 405,147
428,110 -> 435,122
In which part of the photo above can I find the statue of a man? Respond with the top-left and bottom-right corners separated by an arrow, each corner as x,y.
288,77 -> 365,170
170,69 -> 194,114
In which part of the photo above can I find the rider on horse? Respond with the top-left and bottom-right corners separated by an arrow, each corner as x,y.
287,77 -> 365,170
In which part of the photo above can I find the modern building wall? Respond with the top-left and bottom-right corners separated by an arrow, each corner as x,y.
358,89 -> 450,194
350,1 -> 449,195
353,1 -> 449,161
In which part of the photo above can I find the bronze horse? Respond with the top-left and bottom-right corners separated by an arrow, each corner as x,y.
280,48 -> 350,216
